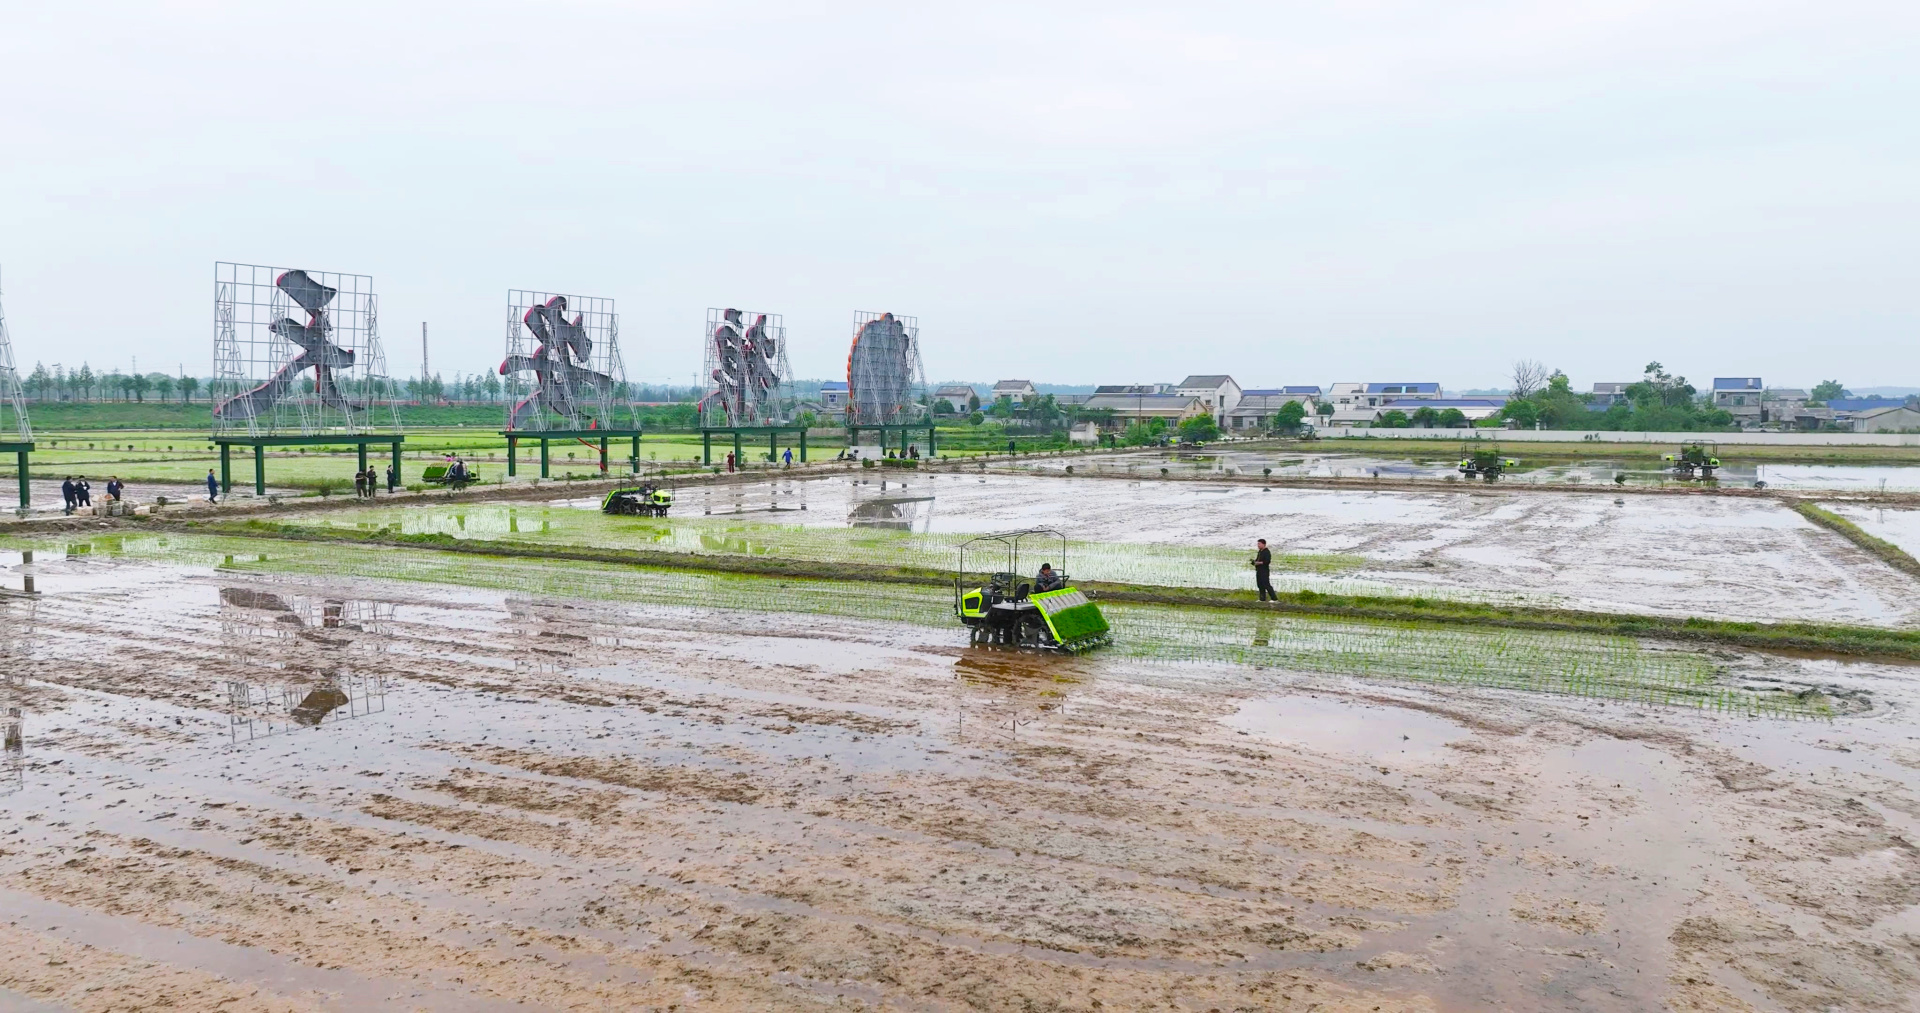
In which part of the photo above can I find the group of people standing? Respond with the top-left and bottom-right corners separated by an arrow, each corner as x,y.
60,476 -> 126,515
353,466 -> 396,498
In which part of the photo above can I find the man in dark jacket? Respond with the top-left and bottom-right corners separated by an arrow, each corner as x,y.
206,469 -> 220,503
1252,538 -> 1275,601
1034,563 -> 1065,593
61,477 -> 76,515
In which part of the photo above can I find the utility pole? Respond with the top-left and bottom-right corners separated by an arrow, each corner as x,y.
421,322 -> 429,384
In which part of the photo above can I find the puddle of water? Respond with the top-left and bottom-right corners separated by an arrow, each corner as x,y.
1824,502 -> 1920,559
1224,693 -> 1469,764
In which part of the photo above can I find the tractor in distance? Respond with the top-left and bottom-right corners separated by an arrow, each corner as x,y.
602,481 -> 674,517
1663,441 -> 1721,480
1457,443 -> 1518,482
954,528 -> 1111,653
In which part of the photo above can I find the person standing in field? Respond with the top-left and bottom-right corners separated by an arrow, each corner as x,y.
354,469 -> 367,499
75,477 -> 91,508
206,469 -> 219,504
61,477 -> 76,515
1251,538 -> 1275,602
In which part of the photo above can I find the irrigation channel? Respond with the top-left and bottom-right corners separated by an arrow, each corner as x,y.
2,470 -> 1920,1010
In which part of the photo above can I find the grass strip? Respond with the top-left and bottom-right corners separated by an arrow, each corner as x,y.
1794,502 -> 1920,579
146,517 -> 1920,663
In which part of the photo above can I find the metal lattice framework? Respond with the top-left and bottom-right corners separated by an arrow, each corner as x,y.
846,311 -> 927,427
701,308 -> 792,427
0,272 -> 28,442
501,290 -> 634,431
212,263 -> 402,437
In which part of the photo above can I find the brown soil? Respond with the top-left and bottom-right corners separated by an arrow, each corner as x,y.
3,557 -> 1919,1010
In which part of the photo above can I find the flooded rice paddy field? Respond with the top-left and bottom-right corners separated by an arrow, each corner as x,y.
1014,449 -> 1920,494
3,539 -> 1920,1011
293,472 -> 1920,627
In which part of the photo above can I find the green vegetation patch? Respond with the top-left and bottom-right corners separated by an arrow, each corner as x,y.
9,531 -> 1829,718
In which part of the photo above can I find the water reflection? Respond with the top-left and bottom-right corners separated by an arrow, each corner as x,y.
0,597 -> 33,795
951,647 -> 1088,744
848,478 -> 936,531
503,595 -> 625,674
218,582 -> 392,744
701,478 -> 808,516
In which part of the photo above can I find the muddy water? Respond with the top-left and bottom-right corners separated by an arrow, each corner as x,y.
1015,449 -> 1920,493
334,472 -> 1920,626
2,548 -> 1918,1010
1825,502 -> 1920,558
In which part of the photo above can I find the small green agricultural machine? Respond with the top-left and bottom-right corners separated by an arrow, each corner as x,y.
1664,441 -> 1720,479
602,482 -> 674,517
1457,443 -> 1517,481
421,461 -> 479,488
954,528 -> 1111,653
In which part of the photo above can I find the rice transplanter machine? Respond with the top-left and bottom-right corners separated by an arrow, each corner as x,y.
954,528 -> 1110,653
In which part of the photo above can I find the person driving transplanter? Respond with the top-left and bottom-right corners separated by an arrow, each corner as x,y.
1035,563 -> 1065,593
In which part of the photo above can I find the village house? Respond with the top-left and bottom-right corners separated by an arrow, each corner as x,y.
1175,375 -> 1242,427
990,379 -> 1037,405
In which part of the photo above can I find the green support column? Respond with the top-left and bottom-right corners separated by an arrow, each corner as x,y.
506,436 -> 518,477
539,438 -> 550,478
630,434 -> 640,474
928,425 -> 936,457
220,444 -> 231,495
15,450 -> 28,512
253,444 -> 266,496
702,431 -> 711,466
390,441 -> 402,490
357,443 -> 368,476
598,436 -> 608,473
733,431 -> 742,469
799,429 -> 807,463
769,430 -> 776,464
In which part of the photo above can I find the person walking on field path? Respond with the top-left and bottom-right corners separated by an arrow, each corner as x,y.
206,469 -> 219,504
1251,538 -> 1276,602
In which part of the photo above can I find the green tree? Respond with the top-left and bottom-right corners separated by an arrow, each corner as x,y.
1438,408 -> 1466,427
990,395 -> 1015,419
1122,418 -> 1169,446
933,399 -> 956,415
968,410 -> 985,425
25,362 -> 50,400
967,394 -> 980,412
180,376 -> 200,402
1810,380 -> 1847,402
1499,399 -> 1538,428
1410,406 -> 1439,428
130,372 -> 151,402
153,374 -> 175,402
1378,409 -> 1410,428
1177,415 -> 1219,443
1274,399 -> 1307,432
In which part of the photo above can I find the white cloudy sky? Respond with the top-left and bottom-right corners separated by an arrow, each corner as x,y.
2,1 -> 1915,390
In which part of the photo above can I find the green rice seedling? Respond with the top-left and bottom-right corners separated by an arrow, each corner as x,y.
26,531 -> 1823,719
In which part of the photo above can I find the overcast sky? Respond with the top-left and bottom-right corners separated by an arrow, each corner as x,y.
2,1 -> 1915,391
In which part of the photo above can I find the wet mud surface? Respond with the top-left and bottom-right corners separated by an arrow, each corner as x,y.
330,473 -> 1920,626
4,551 -> 1920,1010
